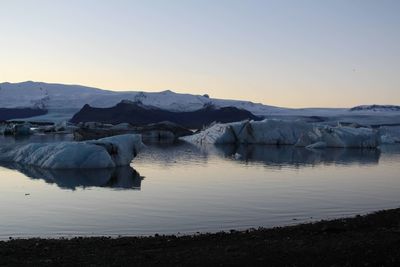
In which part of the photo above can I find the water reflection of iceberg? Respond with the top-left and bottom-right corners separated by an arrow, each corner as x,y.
214,144 -> 381,167
139,142 -> 382,168
1,163 -> 143,190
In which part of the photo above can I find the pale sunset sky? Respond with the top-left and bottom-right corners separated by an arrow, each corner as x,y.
1,0 -> 399,108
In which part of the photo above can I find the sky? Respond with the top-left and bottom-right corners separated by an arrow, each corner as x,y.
0,0 -> 399,108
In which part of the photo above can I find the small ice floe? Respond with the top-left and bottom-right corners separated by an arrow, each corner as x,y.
0,123 -> 32,136
379,126 -> 400,144
233,153 -> 243,160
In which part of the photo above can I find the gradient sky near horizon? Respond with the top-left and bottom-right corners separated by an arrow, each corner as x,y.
1,0 -> 399,108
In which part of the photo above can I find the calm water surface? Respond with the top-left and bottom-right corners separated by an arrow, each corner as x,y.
0,134 -> 399,239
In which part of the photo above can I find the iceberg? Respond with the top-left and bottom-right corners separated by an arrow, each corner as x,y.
181,119 -> 380,148
182,120 -> 312,145
379,126 -> 400,144
0,134 -> 143,169
0,123 -> 31,136
307,126 -> 379,148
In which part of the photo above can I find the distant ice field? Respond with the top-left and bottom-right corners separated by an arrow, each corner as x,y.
1,81 -> 399,124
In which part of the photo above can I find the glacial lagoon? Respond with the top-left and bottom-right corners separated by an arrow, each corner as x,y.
0,134 -> 399,239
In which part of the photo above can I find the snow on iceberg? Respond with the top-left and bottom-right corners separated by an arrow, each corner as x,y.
182,120 -> 312,145
378,126 -> 400,144
300,126 -> 379,149
181,119 -> 380,148
0,134 -> 143,169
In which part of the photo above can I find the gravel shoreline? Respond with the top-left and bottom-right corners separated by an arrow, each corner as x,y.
1,208 -> 400,266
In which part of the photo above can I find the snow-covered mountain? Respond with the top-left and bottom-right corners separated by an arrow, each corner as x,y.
0,81 -> 285,118
0,81 -> 399,124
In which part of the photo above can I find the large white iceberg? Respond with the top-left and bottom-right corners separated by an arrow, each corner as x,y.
184,120 -> 313,145
0,134 -> 143,169
181,120 -> 380,148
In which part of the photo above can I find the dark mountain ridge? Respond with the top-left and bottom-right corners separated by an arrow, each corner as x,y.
70,101 -> 261,129
350,105 -> 400,112
0,108 -> 47,121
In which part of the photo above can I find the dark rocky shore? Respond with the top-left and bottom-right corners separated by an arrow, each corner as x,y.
1,208 -> 400,266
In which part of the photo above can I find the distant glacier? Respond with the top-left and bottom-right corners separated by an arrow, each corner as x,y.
0,81 -> 399,125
